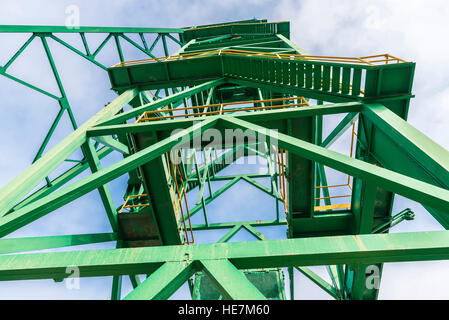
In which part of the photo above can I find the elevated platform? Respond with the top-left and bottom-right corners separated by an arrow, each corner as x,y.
108,50 -> 414,118
180,20 -> 289,43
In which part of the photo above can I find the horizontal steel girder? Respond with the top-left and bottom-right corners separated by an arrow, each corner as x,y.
220,116 -> 449,213
3,102 -> 449,239
0,25 -> 184,34
95,79 -> 225,127
1,230 -> 449,281
87,101 -> 363,136
0,232 -> 117,254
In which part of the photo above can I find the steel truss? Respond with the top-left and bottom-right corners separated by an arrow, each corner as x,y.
0,19 -> 447,300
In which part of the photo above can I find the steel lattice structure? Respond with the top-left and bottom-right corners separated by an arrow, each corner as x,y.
1,19 -> 449,300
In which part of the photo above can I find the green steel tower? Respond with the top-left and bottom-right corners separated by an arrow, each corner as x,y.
1,19 -> 448,300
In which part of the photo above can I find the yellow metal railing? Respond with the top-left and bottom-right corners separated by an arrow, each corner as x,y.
196,149 -> 226,169
276,147 -> 289,218
136,96 -> 310,123
314,203 -> 351,211
276,122 -> 357,213
118,194 -> 150,214
111,48 -> 407,68
165,151 -> 194,245
184,21 -> 289,32
313,122 -> 357,211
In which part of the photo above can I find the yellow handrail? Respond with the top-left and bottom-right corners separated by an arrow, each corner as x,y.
165,152 -> 194,245
275,121 -> 358,213
111,48 -> 407,68
185,21 -> 289,32
118,194 -> 150,214
136,96 -> 310,123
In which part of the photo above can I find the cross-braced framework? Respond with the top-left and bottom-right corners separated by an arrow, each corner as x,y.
1,18 -> 448,300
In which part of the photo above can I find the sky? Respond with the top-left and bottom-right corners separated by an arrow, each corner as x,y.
0,0 -> 449,299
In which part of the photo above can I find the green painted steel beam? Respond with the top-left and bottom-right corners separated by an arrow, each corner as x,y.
129,274 -> 141,289
186,147 -> 243,192
217,225 -> 243,243
315,110 -> 323,207
49,34 -> 108,70
191,219 -> 287,231
119,34 -> 157,59
32,108 -> 66,163
295,266 -> 338,299
358,183 -> 377,234
0,27 -> 178,100
40,36 -> 78,131
372,208 -> 414,234
82,140 -> 118,231
3,230 -> 449,280
92,136 -> 129,155
185,36 -> 280,53
188,176 -> 241,217
0,25 -> 184,33
241,175 -> 281,200
124,261 -> 195,300
0,118 -> 217,237
321,112 -> 359,148
315,99 -> 332,210
2,34 -> 35,71
195,149 -> 212,205
80,32 -> 90,55
325,265 -> 342,297
0,232 -> 116,254
92,34 -> 112,57
182,21 -> 288,43
10,146 -> 113,212
276,34 -> 307,55
0,89 -> 138,217
0,68 -> 60,99
171,39 -> 196,57
166,33 -> 183,47
111,275 -> 122,300
242,224 -> 268,241
199,259 -> 267,300
220,116 -> 449,213
365,103 -> 449,186
87,101 -> 364,137
95,79 -> 225,127
227,78 -> 355,104
316,163 -> 332,207
195,34 -> 233,45
350,180 -> 379,299
364,103 -> 449,228
114,34 -> 124,62
192,150 -> 209,225
0,27 -> 182,205
288,267 -> 294,300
